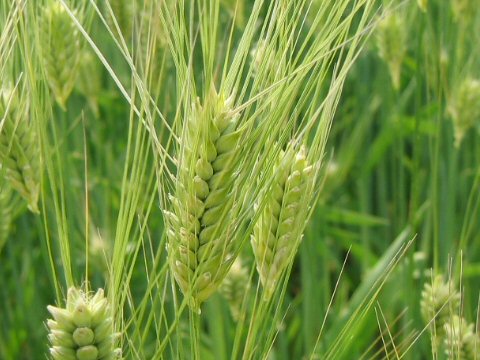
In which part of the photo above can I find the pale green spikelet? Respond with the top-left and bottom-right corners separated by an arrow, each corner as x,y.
447,77 -> 480,147
376,12 -> 407,90
420,275 -> 461,346
39,2 -> 82,109
251,143 -> 313,300
219,256 -> 250,321
444,316 -> 480,360
0,87 -> 40,213
417,0 -> 428,12
165,85 -> 244,311
47,287 -> 121,360
0,183 -> 14,251
76,51 -> 102,117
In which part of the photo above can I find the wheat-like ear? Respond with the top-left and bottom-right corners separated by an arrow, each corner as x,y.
447,77 -> 480,147
39,2 -> 82,109
376,12 -> 407,90
219,256 -> 250,321
251,143 -> 314,300
444,316 -> 480,360
420,274 -> 461,348
165,85 -> 244,312
0,88 -> 40,213
47,287 -> 121,360
76,50 -> 102,116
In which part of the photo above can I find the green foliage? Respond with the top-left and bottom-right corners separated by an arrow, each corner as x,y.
1,0 -> 479,359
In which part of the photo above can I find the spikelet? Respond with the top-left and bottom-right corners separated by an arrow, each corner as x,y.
0,183 -> 14,251
165,86 -> 243,311
0,87 -> 40,213
417,0 -> 428,12
447,77 -> 480,147
47,287 -> 121,360
444,316 -> 480,359
251,144 -> 313,300
39,2 -> 82,109
219,257 -> 250,321
376,12 -> 407,90
76,51 -> 102,117
420,275 -> 461,344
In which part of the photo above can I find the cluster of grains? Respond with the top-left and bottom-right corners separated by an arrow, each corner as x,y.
376,12 -> 406,90
219,257 -> 250,320
39,2 -> 82,109
0,87 -> 40,213
444,316 -> 480,359
251,144 -> 313,300
447,77 -> 480,147
165,86 -> 243,311
417,0 -> 428,12
47,287 -> 120,360
420,275 -> 461,348
76,51 -> 102,116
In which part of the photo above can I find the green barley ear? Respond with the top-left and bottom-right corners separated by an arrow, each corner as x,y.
251,143 -> 314,300
76,51 -> 102,117
165,85 -> 243,312
420,275 -> 461,345
47,287 -> 121,360
219,256 -> 250,321
444,316 -> 480,360
376,12 -> 407,90
417,0 -> 428,12
0,87 -> 40,213
39,2 -> 82,109
447,77 -> 480,147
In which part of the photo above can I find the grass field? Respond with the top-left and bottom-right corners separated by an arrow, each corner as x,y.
1,0 -> 479,359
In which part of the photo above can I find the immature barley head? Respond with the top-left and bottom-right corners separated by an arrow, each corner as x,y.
0,87 -> 40,213
39,2 -> 82,109
165,86 -> 244,311
47,287 -> 120,360
444,316 -> 480,360
417,0 -> 428,12
420,275 -> 461,342
376,12 -> 407,90
447,77 -> 480,147
251,143 -> 314,300
219,256 -> 250,321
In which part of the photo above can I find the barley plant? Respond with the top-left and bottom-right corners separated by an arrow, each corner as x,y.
1,0 -> 480,360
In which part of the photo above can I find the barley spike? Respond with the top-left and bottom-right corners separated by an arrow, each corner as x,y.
0,88 -> 40,213
46,287 -> 121,360
39,2 -> 82,109
166,85 -> 243,312
251,143 -> 313,300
